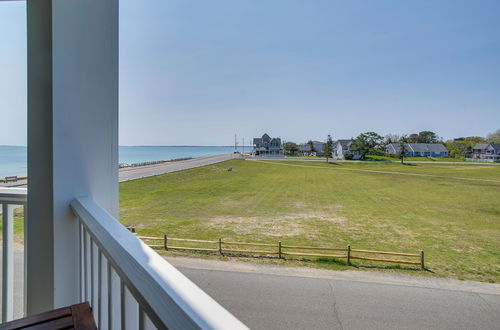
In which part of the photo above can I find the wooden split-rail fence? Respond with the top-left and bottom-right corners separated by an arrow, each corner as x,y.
138,235 -> 425,269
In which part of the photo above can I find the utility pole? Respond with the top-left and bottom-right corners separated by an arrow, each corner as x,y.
242,137 -> 245,154
234,134 -> 238,152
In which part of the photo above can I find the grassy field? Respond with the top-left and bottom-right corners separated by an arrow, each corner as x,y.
120,159 -> 500,282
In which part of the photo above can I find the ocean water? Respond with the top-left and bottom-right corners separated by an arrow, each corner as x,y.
0,145 -> 241,178
0,146 -> 27,178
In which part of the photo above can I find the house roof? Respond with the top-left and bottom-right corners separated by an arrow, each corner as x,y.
488,143 -> 500,151
473,143 -> 490,150
253,138 -> 262,145
408,143 -> 448,153
335,139 -> 353,148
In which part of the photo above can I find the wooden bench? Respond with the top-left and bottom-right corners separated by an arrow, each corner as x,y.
4,176 -> 18,183
0,302 -> 96,330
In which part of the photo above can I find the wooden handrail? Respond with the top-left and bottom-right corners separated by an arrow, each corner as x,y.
138,236 -> 164,241
167,237 -> 218,244
350,249 -> 420,257
168,246 -> 219,252
222,248 -> 279,255
222,241 -> 278,247
281,245 -> 346,251
281,252 -> 346,258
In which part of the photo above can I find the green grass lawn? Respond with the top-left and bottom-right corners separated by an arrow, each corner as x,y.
0,209 -> 25,243
119,159 -> 500,282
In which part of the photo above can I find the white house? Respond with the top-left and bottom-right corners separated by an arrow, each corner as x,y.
333,140 -> 361,160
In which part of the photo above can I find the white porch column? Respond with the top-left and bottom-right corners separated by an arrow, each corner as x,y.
27,0 -> 118,315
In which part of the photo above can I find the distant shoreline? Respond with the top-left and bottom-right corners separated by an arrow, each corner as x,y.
0,145 -> 242,178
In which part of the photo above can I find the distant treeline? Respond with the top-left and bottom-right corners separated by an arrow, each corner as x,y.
283,128 -> 500,160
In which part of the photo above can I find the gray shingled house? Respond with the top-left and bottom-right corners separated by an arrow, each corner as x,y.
298,141 -> 324,156
252,133 -> 284,157
472,143 -> 500,162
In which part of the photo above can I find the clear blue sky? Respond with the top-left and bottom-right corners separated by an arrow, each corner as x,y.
1,0 -> 499,146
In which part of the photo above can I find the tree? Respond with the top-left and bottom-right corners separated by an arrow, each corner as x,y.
487,129 -> 500,143
417,131 -> 440,143
351,132 -> 384,159
307,140 -> 316,153
408,133 -> 420,143
407,131 -> 440,143
446,136 -> 486,159
283,142 -> 299,155
323,135 -> 334,162
398,136 -> 410,164
385,134 -> 401,144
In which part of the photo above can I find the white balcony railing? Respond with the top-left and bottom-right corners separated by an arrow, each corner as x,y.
0,189 -> 247,329
0,187 -> 27,322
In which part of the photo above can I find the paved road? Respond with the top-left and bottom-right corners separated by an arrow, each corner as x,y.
0,153 -> 238,188
119,153 -> 237,182
168,257 -> 500,330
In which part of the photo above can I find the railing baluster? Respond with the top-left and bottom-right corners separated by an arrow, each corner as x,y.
93,243 -> 100,325
107,260 -> 112,330
143,313 -> 157,330
82,229 -> 88,302
90,239 -> 95,308
2,203 -> 15,322
79,222 -> 84,301
85,230 -> 91,302
99,252 -> 109,330
110,267 -> 121,330
123,286 -> 139,330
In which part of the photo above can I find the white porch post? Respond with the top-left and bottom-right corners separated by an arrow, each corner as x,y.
27,0 -> 118,315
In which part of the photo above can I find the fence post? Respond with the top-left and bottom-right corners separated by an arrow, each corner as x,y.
347,245 -> 351,264
218,238 -> 222,255
420,250 -> 425,269
164,235 -> 168,250
278,241 -> 282,259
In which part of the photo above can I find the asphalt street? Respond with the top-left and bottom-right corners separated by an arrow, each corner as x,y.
1,153 -> 238,188
168,258 -> 500,330
118,153 -> 238,181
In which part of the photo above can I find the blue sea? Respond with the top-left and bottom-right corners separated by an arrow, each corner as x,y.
0,145 -> 243,178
